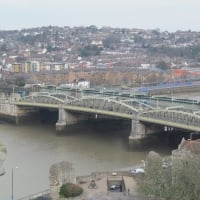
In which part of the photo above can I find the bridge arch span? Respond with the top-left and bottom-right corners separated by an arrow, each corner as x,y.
19,94 -> 65,105
50,93 -> 77,101
120,99 -> 154,110
139,109 -> 200,132
66,96 -> 139,117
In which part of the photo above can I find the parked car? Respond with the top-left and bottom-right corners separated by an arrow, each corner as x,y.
109,184 -> 121,192
130,167 -> 145,174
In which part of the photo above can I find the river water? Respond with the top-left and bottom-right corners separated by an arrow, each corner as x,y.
0,119 -> 171,200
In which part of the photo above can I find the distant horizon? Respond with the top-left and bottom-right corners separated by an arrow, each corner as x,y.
0,24 -> 198,33
0,0 -> 200,33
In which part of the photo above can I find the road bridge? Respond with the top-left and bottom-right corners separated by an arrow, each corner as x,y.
1,92 -> 200,147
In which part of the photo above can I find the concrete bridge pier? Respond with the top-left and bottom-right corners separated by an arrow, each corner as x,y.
0,103 -> 21,125
129,120 -> 160,149
12,105 -> 20,125
15,115 -> 20,125
56,108 -> 85,132
56,108 -> 67,132
129,120 -> 146,140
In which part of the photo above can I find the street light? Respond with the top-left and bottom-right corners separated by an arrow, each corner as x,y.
12,166 -> 18,200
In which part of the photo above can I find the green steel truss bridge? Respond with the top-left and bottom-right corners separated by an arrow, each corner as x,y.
14,92 -> 200,133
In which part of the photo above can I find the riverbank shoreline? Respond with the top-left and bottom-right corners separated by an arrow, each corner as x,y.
22,165 -> 144,200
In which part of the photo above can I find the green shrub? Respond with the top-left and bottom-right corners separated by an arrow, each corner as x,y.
59,182 -> 83,198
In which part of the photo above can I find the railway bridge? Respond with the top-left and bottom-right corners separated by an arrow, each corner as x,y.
1,92 -> 200,146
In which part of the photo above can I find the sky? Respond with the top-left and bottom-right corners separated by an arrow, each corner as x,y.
0,0 -> 200,32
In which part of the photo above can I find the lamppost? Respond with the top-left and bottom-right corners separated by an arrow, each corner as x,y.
12,166 -> 18,200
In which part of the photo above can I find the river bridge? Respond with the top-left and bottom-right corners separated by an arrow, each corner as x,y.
1,89 -> 200,146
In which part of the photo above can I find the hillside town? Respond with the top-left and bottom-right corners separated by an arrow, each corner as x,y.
1,26 -> 200,200
1,26 -> 200,86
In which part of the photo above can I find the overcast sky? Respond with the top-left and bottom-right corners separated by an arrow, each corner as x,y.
0,0 -> 199,32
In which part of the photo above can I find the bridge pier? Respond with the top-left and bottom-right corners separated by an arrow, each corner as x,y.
56,108 -> 67,132
129,120 -> 160,148
56,108 -> 87,132
129,120 -> 146,139
15,116 -> 19,125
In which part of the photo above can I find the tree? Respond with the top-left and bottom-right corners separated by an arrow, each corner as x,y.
139,151 -> 167,199
138,151 -> 173,200
102,34 -> 121,49
59,182 -> 83,198
171,152 -> 200,200
138,150 -> 200,200
156,61 -> 170,70
0,44 -> 7,51
6,74 -> 28,87
78,45 -> 102,57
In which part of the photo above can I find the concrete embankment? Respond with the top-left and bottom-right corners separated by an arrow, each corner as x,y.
0,96 -> 41,124
0,99 -> 17,123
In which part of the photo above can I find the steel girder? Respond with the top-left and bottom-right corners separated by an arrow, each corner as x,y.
19,94 -> 65,104
139,109 -> 200,132
66,96 -> 139,116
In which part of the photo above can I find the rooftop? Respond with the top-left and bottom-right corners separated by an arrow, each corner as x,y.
178,138 -> 200,154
